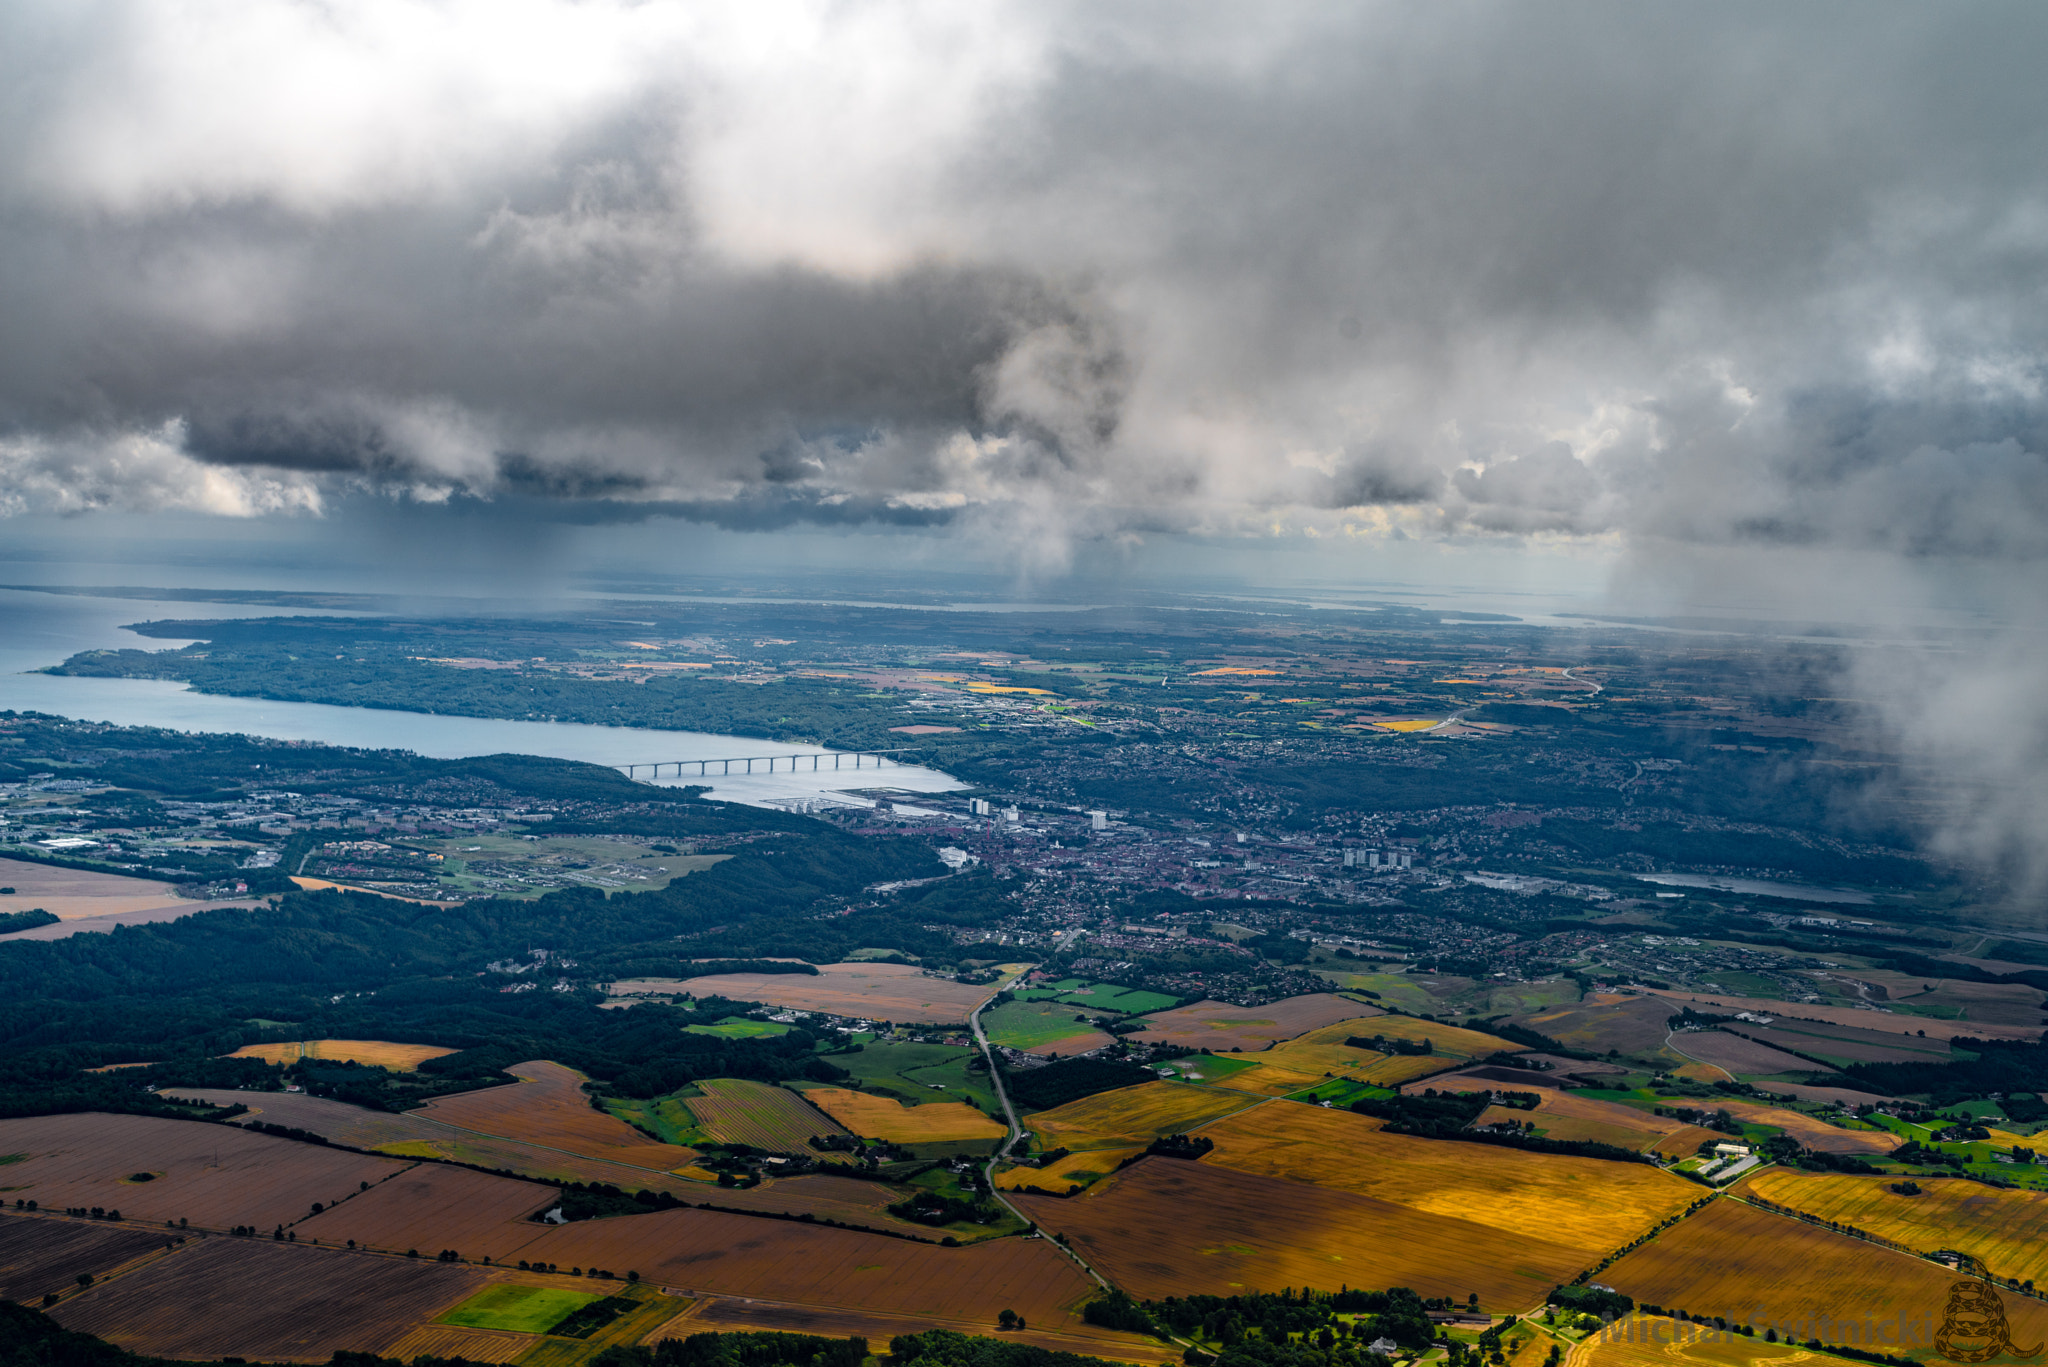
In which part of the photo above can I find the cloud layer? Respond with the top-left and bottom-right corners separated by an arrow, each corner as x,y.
1,0 -> 2044,567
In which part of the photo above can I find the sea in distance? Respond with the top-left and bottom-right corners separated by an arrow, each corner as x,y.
1633,872 -> 1876,906
0,586 -> 961,809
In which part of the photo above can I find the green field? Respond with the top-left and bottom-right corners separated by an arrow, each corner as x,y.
820,1040 -> 1000,1111
684,1016 -> 791,1039
604,1086 -> 709,1145
438,1284 -> 601,1333
1287,1077 -> 1393,1106
982,1000 -> 1106,1050
1152,1054 -> 1259,1084
1015,980 -> 1180,1015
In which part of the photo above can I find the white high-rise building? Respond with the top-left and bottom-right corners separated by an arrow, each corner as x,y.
969,798 -> 991,816
1090,810 -> 1108,830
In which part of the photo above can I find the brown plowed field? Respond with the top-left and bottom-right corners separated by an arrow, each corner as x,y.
1515,995 -> 1684,1056
1125,994 -> 1368,1050
1640,989 -> 2042,1043
1737,1020 -> 1952,1066
0,1214 -> 175,1302
687,1078 -> 851,1150
1666,1030 -> 1821,1077
1195,1102 -> 1696,1250
805,1088 -> 1005,1144
296,1163 -> 556,1260
0,1112 -> 400,1232
1739,1171 -> 2048,1285
52,1237 -> 487,1362
511,1205 -> 1093,1328
668,1293 -> 1184,1363
1712,1101 -> 1898,1155
1024,1082 -> 1263,1150
689,1172 -> 942,1237
1425,1077 -> 1702,1152
410,1060 -> 698,1168
1601,1197 -> 2048,1355
650,963 -> 996,1024
228,1039 -> 458,1071
1010,1158 -> 1588,1306
160,1088 -> 712,1192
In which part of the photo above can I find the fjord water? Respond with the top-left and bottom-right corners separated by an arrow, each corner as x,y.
0,587 -> 961,807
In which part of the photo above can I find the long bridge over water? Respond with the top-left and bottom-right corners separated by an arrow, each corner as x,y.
618,748 -> 912,779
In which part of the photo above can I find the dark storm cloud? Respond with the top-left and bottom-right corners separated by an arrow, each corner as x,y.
2,1 -> 2045,560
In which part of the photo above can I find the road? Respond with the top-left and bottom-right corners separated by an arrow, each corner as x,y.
968,991 -> 1112,1291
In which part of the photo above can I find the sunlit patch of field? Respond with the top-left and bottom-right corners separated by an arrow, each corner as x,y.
228,1039 -> 458,1071
1197,1103 -> 1695,1252
995,1147 -> 1144,1193
805,1088 -> 1006,1143
1739,1170 -> 2048,1285
1011,1158 -> 1588,1306
1582,1314 -> 1876,1367
1372,718 -> 1442,732
1025,1082 -> 1264,1149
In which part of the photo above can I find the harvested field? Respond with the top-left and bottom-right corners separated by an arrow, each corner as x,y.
1601,1197 -> 2048,1357
0,855 -> 262,937
1218,1016 -> 1503,1093
0,1112 -> 399,1232
1735,1020 -> 1952,1066
228,1039 -> 458,1071
643,963 -> 996,1024
0,1214 -> 175,1302
1515,995 -> 1684,1056
296,1163 -> 556,1260
1712,1101 -> 1898,1155
668,1292 -> 1185,1365
805,1088 -> 1005,1144
1652,1126 -> 1725,1160
411,1060 -> 699,1169
160,1088 -> 712,1193
1469,1088 -> 1701,1152
1025,1082 -> 1264,1150
686,1078 -> 850,1152
1010,1158 -> 1588,1307
1195,1103 -> 1696,1250
1640,989 -> 2041,1043
381,1323 -> 531,1364
510,1205 -> 1095,1328
1207,1062 -> 1329,1097
1740,1171 -> 2048,1285
52,1237 -> 487,1362
689,1172 -> 945,1238
996,1147 -> 1143,1194
1667,1030 -> 1827,1078
1126,994 -> 1368,1050
1754,1080 -> 1905,1106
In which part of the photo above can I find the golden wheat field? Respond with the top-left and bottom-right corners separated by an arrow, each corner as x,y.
1601,1198 -> 2048,1359
227,1039 -> 458,1071
995,1147 -> 1143,1193
1457,1084 -> 1705,1152
1024,1082 -> 1265,1150
1739,1171 -> 2048,1286
804,1088 -> 1006,1143
1010,1158 -> 1588,1307
1196,1102 -> 1696,1251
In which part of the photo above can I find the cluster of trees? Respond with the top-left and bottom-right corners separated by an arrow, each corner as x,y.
1846,1038 -> 2048,1106
1344,1035 -> 1431,1057
1146,1285 -> 1441,1358
1005,1058 -> 1157,1111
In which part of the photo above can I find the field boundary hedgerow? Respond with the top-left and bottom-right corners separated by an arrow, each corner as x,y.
1571,1194 -> 1720,1286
